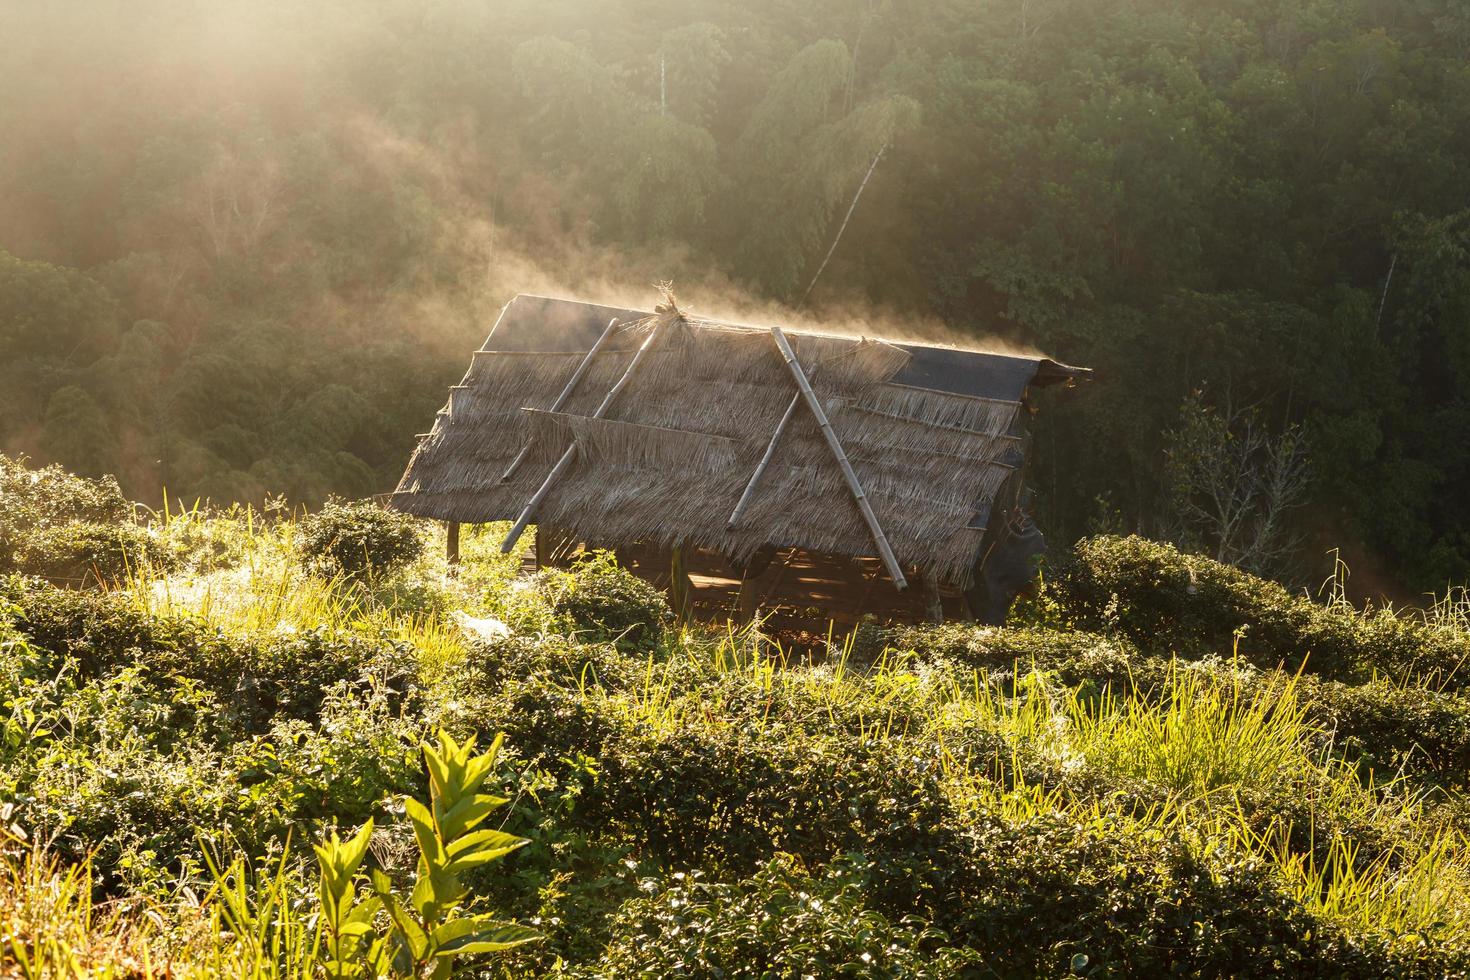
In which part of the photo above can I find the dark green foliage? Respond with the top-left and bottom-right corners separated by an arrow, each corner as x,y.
1047,535 -> 1470,689
587,728 -> 954,875
296,499 -> 424,582
491,685 -> 1466,977
917,816 -> 1467,979
0,454 -> 156,583
591,855 -> 980,978
548,554 -> 671,651
1308,678 -> 1470,790
15,521 -> 154,585
889,622 -> 1140,687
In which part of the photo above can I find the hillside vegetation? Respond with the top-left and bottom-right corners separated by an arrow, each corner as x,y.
3,0 -> 1470,590
3,456 -> 1470,976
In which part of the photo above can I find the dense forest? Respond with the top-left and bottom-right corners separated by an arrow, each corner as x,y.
3,0 -> 1469,593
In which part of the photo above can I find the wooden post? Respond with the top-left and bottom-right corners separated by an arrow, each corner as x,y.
923,572 -> 944,624
501,316 -> 622,483
670,544 -> 692,623
446,521 -> 460,565
769,327 -> 908,590
500,317 -> 669,554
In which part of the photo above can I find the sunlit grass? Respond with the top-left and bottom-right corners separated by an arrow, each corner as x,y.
113,508 -> 541,683
0,834 -> 155,978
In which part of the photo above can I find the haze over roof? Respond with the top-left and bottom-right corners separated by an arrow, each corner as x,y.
392,294 -> 1087,585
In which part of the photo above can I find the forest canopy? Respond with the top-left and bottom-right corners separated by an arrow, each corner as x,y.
2,0 -> 1468,594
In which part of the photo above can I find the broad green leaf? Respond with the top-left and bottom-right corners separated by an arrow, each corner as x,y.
424,745 -> 452,801
342,819 -> 375,872
445,842 -> 527,874
439,796 -> 499,840
404,797 -> 447,863
446,828 -> 527,860
430,917 -> 541,954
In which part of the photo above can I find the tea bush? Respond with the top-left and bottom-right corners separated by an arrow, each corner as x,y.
547,552 -> 670,651
6,579 -> 422,731
892,622 -> 1470,790
590,854 -> 980,978
0,454 -> 158,582
295,498 -> 424,581
1046,535 -> 1470,689
910,815 -> 1468,978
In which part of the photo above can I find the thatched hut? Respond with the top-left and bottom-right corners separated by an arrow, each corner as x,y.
392,293 -> 1089,629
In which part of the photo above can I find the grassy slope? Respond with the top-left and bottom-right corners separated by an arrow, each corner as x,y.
1,505 -> 1469,976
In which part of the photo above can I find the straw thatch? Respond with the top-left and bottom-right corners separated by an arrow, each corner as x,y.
393,294 -> 1085,586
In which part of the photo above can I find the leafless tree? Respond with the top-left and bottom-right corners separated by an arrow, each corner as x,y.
1162,390 -> 1310,577
196,145 -> 283,259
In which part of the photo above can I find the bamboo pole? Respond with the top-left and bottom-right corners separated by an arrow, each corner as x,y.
501,316 -> 621,483
770,326 -> 908,590
727,391 -> 801,529
499,317 -> 668,554
798,141 -> 887,309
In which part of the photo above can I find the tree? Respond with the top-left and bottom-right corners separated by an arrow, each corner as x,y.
1163,392 -> 1310,578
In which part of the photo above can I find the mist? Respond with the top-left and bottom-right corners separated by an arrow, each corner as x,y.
3,0 -> 1469,594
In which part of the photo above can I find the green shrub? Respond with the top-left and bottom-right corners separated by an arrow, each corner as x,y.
296,499 -> 424,581
1308,678 -> 1470,789
548,553 -> 670,651
887,623 -> 1141,689
893,621 -> 1470,791
909,815 -> 1468,978
7,579 -> 421,731
0,454 -> 160,583
244,628 -> 422,731
580,725 -> 957,876
5,577 -> 242,682
1047,535 -> 1470,689
590,854 -> 980,978
449,633 -> 641,701
231,680 -> 424,844
0,661 -> 238,889
0,454 -> 131,532
558,700 -> 1466,977
21,521 -> 158,584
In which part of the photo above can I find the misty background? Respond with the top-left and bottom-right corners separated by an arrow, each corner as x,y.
2,0 -> 1468,596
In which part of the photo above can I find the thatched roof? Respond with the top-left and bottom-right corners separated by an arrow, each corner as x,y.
392,294 -> 1089,586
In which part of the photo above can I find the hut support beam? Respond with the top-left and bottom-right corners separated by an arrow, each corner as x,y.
446,521 -> 460,565
727,392 -> 800,529
669,545 -> 692,623
501,316 -> 621,483
770,326 -> 908,591
500,318 -> 668,554
923,572 -> 944,624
